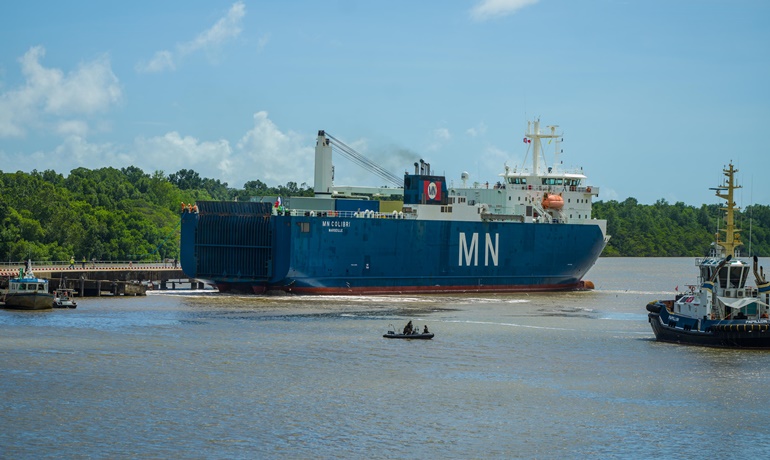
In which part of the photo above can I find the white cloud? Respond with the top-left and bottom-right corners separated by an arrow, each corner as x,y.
257,34 -> 271,52
434,127 -> 451,141
56,120 -> 90,137
135,132 -> 234,178
0,46 -> 121,138
470,0 -> 539,21
136,1 -> 247,73
480,145 -> 515,175
15,131 -> 230,179
138,51 -> 175,73
466,122 -> 488,137
598,185 -> 618,201
236,111 -> 314,186
4,111 -> 312,189
180,1 -> 246,55
52,135 -> 130,167
426,127 -> 451,152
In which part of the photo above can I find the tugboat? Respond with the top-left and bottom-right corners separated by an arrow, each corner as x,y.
646,163 -> 770,348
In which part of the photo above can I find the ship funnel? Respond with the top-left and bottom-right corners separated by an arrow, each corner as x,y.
314,130 -> 333,196
414,162 -> 419,174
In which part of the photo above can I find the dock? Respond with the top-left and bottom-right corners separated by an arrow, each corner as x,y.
0,262 -> 205,297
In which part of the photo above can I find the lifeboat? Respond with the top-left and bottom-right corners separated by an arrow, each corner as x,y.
542,193 -> 564,210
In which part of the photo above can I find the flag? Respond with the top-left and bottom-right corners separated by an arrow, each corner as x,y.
275,197 -> 282,207
675,286 -> 679,292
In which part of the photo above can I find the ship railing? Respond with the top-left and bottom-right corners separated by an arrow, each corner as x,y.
0,260 -> 175,271
277,208 -> 418,220
504,184 -> 599,195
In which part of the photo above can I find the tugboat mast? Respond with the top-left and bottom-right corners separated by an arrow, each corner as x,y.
712,163 -> 742,258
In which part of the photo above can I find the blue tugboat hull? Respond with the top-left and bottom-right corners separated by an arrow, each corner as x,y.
647,302 -> 770,349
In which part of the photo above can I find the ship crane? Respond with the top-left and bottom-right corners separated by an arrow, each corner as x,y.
315,131 -> 404,195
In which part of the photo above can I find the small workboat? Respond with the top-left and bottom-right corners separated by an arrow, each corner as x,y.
2,265 -> 54,310
646,163 -> 770,348
383,331 -> 435,340
383,322 -> 434,339
52,288 -> 77,308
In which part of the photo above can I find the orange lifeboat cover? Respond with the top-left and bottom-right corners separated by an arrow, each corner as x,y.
542,193 -> 564,210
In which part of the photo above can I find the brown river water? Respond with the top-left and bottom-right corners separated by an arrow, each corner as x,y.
2,257 -> 769,459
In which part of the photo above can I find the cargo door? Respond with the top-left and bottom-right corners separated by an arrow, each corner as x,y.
193,201 -> 273,281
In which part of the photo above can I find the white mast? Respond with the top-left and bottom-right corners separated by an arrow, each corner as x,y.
525,120 -> 560,175
314,130 -> 333,196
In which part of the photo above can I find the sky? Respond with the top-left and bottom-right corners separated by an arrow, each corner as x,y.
1,0 -> 768,206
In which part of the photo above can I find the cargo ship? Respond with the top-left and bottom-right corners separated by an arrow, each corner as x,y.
180,120 -> 610,294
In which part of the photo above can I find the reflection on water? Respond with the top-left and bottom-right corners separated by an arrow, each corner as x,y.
1,258 -> 770,458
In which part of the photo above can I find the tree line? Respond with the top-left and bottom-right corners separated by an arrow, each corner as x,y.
0,167 -> 767,262
593,198 -> 770,257
0,167 -> 313,263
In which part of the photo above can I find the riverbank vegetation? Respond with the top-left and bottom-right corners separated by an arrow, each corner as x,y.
593,198 -> 769,257
0,167 -> 767,262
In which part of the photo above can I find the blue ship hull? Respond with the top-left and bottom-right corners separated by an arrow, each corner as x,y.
180,202 -> 606,295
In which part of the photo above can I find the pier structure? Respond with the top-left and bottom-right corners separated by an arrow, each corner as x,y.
0,262 -> 205,297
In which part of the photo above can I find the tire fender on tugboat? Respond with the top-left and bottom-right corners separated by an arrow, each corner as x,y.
646,302 -> 662,313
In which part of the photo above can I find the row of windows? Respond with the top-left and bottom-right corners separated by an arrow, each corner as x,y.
14,283 -> 46,292
507,177 -> 583,186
